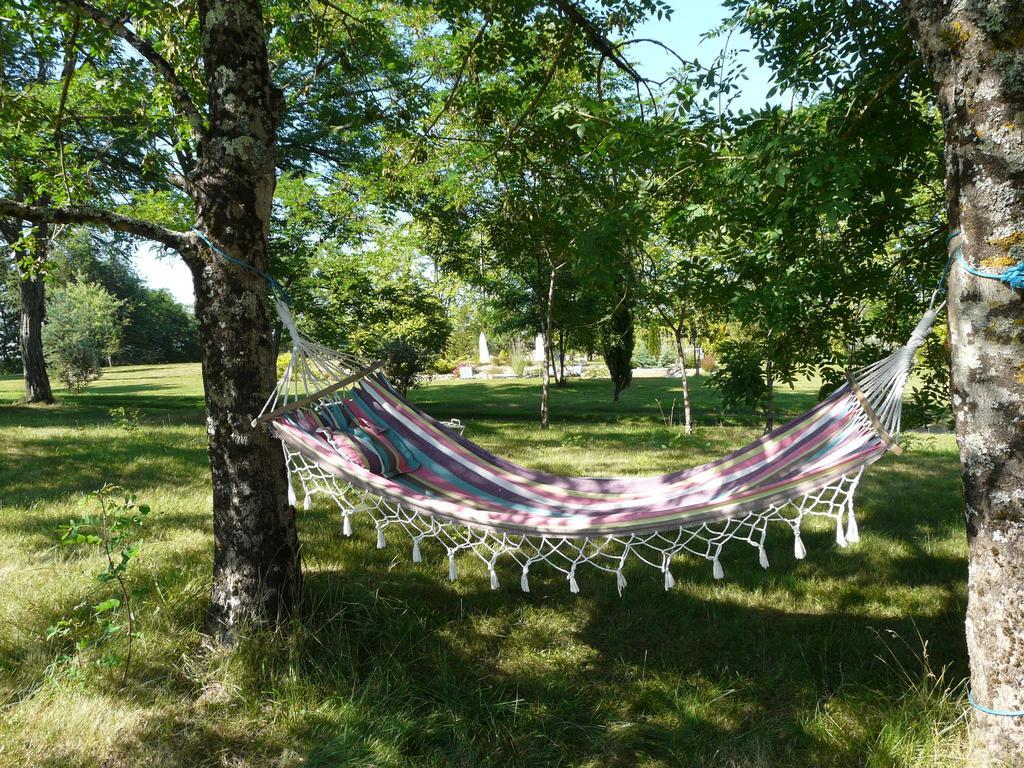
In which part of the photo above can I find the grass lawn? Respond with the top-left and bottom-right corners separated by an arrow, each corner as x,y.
0,365 -> 969,767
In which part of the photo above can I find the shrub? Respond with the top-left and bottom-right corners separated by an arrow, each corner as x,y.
700,353 -> 718,373
381,338 -> 429,396
658,345 -> 678,367
430,358 -> 457,376
631,345 -> 657,368
508,338 -> 528,378
276,351 -> 292,378
709,340 -> 766,412
43,280 -> 123,391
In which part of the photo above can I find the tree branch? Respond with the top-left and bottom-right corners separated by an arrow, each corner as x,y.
550,0 -> 644,84
56,0 -> 207,142
0,198 -> 195,255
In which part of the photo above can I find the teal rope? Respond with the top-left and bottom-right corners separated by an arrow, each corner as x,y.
191,227 -> 292,304
952,230 -> 1024,291
969,689 -> 1024,717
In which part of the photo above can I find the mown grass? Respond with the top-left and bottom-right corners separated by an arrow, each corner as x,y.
0,366 -> 970,767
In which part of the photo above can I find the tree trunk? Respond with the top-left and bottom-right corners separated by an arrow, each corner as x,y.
904,3 -> 1024,763
691,327 -> 701,377
192,0 -> 300,643
540,267 -> 557,429
557,329 -> 566,386
673,326 -> 692,434
763,358 -> 774,434
19,223 -> 54,404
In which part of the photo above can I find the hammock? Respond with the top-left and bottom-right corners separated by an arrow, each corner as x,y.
262,300 -> 940,593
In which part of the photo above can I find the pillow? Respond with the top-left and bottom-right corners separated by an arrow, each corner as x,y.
316,428 -> 369,469
317,402 -> 351,430
352,424 -> 420,477
315,424 -> 419,478
288,409 -> 325,433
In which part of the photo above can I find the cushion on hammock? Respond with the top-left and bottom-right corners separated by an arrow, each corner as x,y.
288,409 -> 326,432
317,402 -> 351,430
315,422 -> 419,478
316,428 -> 369,468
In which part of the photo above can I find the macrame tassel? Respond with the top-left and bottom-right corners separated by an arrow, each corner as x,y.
846,508 -> 860,544
520,567 -> 530,593
342,513 -> 352,537
836,518 -> 849,548
489,567 -> 500,590
758,545 -> 770,570
568,569 -> 579,594
712,558 -> 724,580
376,527 -> 386,549
448,554 -> 458,582
412,538 -> 422,563
287,478 -> 297,507
663,569 -> 676,591
794,531 -> 807,560
616,569 -> 627,597
302,493 -> 312,511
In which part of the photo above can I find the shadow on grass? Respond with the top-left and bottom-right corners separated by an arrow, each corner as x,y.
1,366 -> 967,767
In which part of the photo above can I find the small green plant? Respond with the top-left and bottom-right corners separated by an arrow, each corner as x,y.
508,338 -> 528,378
48,485 -> 149,686
108,406 -> 141,432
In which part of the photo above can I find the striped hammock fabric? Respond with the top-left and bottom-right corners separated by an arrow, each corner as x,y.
262,300 -> 939,591
272,377 -> 885,536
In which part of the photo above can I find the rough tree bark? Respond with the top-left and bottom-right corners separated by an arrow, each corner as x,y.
904,2 -> 1024,763
192,0 -> 301,642
0,0 -> 303,644
0,216 -> 55,404
19,223 -> 54,403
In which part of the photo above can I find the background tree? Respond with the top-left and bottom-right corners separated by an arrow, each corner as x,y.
0,0 -> 672,641
50,228 -> 200,364
723,0 -> 1024,759
43,279 -> 123,391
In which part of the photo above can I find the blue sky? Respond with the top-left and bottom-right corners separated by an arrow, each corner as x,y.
135,0 -> 773,306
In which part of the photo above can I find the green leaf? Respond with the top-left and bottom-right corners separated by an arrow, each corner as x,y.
93,598 -> 121,614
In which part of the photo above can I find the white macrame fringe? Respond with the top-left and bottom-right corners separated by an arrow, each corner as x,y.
794,532 -> 807,560
846,509 -> 860,543
281,429 -> 870,593
836,517 -> 849,548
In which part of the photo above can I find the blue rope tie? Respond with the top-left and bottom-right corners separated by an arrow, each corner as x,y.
969,688 -> 1024,717
952,230 -> 1024,291
191,227 -> 292,304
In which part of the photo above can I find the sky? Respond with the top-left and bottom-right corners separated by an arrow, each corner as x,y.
133,0 -> 772,307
